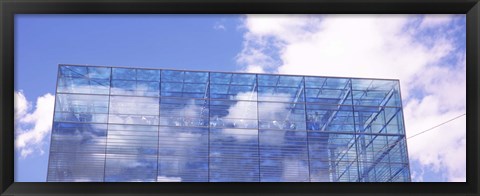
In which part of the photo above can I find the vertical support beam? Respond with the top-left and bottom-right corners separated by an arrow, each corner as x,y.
301,77 -> 311,182
207,72 -> 211,182
103,66 -> 113,182
348,79 -> 362,182
285,78 -> 304,121
155,69 -> 161,182
255,74 -> 261,182
320,80 -> 351,131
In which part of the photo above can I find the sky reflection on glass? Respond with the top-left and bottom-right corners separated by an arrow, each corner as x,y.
47,64 -> 410,182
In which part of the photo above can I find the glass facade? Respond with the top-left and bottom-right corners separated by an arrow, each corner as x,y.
47,64 -> 410,182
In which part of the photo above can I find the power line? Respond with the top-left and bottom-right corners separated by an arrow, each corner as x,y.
406,113 -> 466,140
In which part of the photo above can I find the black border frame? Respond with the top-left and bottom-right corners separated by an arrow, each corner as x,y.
1,0 -> 478,195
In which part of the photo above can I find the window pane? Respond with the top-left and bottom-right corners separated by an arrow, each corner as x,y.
160,98 -> 209,127
157,126 -> 209,182
55,93 -> 109,113
210,128 -> 259,182
58,77 -> 110,95
107,124 -> 159,155
184,71 -> 208,83
162,70 -> 184,82
105,154 -> 157,182
47,152 -> 105,182
87,67 -> 111,79
109,96 -> 159,115
259,130 -> 309,182
50,122 -> 107,154
137,69 -> 160,81
113,68 -> 136,80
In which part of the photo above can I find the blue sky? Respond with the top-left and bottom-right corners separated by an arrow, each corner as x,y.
14,14 -> 466,182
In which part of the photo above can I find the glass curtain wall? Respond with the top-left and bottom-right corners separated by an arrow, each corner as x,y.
47,64 -> 410,182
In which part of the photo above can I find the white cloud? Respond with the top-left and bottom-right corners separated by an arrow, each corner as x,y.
15,91 -> 55,158
157,176 -> 182,182
14,91 -> 30,120
214,24 -> 226,31
419,14 -> 455,29
73,178 -> 92,182
221,91 -> 294,143
282,159 -> 308,182
236,14 -> 466,182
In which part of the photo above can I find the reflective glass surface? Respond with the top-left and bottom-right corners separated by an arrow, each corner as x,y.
48,64 -> 410,182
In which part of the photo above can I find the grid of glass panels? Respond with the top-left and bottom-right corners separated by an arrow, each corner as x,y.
47,64 -> 410,182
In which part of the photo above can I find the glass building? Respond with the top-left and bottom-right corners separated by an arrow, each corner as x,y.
47,64 -> 411,182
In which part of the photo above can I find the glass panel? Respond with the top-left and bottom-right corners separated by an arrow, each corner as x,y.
50,122 -> 107,154
308,132 -> 357,182
355,134 -> 407,180
57,77 -> 110,95
358,162 -> 408,182
47,153 -> 105,182
58,65 -> 114,94
352,79 -> 397,91
157,157 -> 208,182
108,114 -> 159,125
259,130 -> 309,182
322,78 -> 350,89
385,111 -> 405,134
111,80 -> 160,97
257,75 -> 305,103
258,86 -> 304,102
210,72 -> 232,84
160,98 -> 209,127
157,126 -> 209,182
305,103 -> 354,132
54,112 -> 108,124
210,84 -> 256,100
277,76 -> 303,87
184,71 -> 208,83
136,81 -> 160,96
387,165 -> 409,182
108,95 -> 159,125
112,68 -> 136,80
304,76 -> 327,88
351,79 -> 400,107
59,65 -> 88,78
54,93 -> 109,123
356,109 -> 384,134
257,74 -> 279,86
210,128 -> 259,182
106,124 -> 159,155
105,154 -> 157,182
87,67 -> 111,79
210,73 -> 256,101
162,70 -> 184,82
305,88 -> 351,104
111,80 -> 136,94
210,100 -> 258,129
258,102 -> 305,130
161,82 -> 183,93
354,106 -> 402,134
55,94 -> 109,113
230,73 -> 256,85
161,83 -> 207,98
137,69 -> 160,81
109,96 -> 159,116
